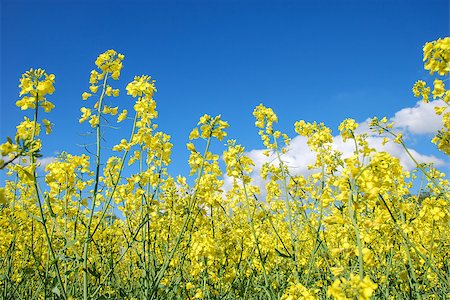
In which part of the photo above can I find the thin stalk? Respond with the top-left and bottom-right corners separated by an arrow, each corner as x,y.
274,137 -> 299,280
29,92 -> 67,299
90,213 -> 150,298
348,180 -> 364,280
82,72 -> 109,300
378,193 -> 449,286
240,175 -> 273,299
376,125 -> 449,202
305,163 -> 326,284
90,110 -> 138,239
150,135 -> 212,297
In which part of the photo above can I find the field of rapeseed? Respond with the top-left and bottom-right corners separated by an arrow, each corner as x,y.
0,38 -> 449,299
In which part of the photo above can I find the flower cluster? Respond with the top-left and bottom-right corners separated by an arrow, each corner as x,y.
423,37 -> 450,76
16,68 -> 55,112
412,39 -> 450,156
1,69 -> 55,169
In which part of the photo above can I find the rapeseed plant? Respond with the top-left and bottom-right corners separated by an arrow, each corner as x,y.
0,38 -> 449,299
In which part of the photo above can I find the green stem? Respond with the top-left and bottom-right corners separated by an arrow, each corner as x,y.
379,193 -> 449,286
90,213 -> 151,298
90,110 -> 138,239
348,180 -> 364,280
240,169 -> 272,297
274,137 -> 299,280
378,125 -> 449,202
82,72 -> 108,300
150,135 -> 212,297
30,94 -> 67,299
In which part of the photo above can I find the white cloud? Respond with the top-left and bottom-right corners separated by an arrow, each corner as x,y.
391,100 -> 444,135
333,135 -> 444,170
0,155 -> 56,171
246,134 -> 443,178
37,156 -> 56,170
226,121 -> 445,196
224,100 -> 447,196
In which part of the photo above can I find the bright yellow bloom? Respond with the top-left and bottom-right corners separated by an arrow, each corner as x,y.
0,140 -> 18,156
42,119 -> 52,134
189,128 -> 200,140
16,96 -> 36,110
394,132 -> 403,144
327,275 -> 377,300
117,109 -> 128,122
0,187 -> 6,205
82,92 -> 92,100
280,282 -> 317,300
112,139 -> 131,151
89,85 -> 99,93
94,49 -> 124,78
79,107 -> 92,123
432,79 -> 445,99
103,105 -> 118,115
412,80 -> 431,102
17,69 -> 55,112
16,117 -> 39,141
40,100 -> 55,112
338,118 -> 358,142
187,142 -> 196,152
89,115 -> 99,127
126,75 -> 156,98
423,37 -> 450,75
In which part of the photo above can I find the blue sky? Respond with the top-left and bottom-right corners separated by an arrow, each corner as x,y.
1,0 -> 449,182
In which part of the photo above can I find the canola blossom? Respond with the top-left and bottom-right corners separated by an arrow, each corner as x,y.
1,40 -> 450,299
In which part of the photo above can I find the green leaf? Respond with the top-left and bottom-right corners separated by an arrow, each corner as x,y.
22,168 -> 35,181
88,266 -> 101,279
52,285 -> 60,297
275,248 -> 291,258
45,194 -> 57,217
62,239 -> 77,251
28,213 -> 43,223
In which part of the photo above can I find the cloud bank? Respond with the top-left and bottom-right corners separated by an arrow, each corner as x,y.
392,100 -> 444,135
222,100 -> 446,194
